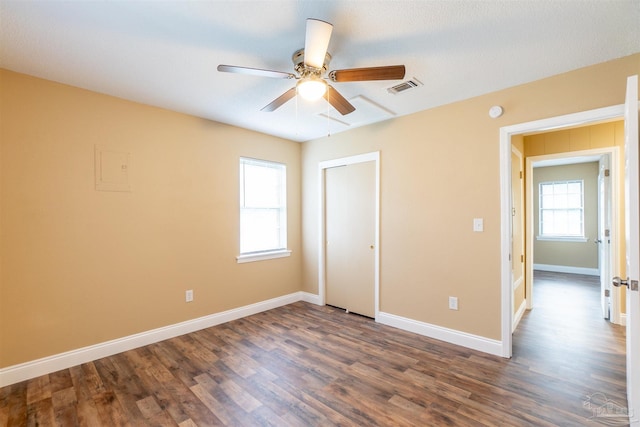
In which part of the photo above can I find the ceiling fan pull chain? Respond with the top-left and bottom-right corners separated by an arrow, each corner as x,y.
327,88 -> 331,137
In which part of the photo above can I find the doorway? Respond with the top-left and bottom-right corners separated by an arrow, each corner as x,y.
499,104 -> 625,357
525,148 -> 619,326
318,152 -> 380,319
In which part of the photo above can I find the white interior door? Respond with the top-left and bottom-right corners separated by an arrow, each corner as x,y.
622,74 -> 640,425
325,161 -> 376,317
598,154 -> 612,319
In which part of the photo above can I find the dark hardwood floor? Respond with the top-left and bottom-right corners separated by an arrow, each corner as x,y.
1,272 -> 628,426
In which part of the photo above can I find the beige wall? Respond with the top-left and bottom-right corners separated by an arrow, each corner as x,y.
524,121 -> 625,157
0,70 -> 302,367
532,162 -> 599,269
302,54 -> 640,340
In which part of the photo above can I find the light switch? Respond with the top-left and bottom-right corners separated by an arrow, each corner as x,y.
473,218 -> 484,232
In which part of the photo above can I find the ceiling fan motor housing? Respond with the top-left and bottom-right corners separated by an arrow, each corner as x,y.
292,48 -> 331,78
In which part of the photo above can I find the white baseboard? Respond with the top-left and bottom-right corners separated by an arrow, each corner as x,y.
300,291 -> 322,305
534,263 -> 599,276
0,291 -> 304,387
376,311 -> 502,357
1,291 -> 503,387
621,313 -> 627,326
512,299 -> 527,331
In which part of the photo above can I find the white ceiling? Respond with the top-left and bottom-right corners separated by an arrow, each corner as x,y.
1,1 -> 639,142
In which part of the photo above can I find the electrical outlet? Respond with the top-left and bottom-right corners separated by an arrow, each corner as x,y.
449,296 -> 458,310
185,290 -> 193,302
473,218 -> 484,232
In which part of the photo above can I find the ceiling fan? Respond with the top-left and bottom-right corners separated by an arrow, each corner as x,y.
217,18 -> 406,115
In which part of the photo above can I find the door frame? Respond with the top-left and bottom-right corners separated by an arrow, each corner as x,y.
318,151 -> 381,319
500,104 -> 625,357
525,148 -> 619,323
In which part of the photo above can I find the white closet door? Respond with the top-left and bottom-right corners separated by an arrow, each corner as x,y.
325,161 -> 376,317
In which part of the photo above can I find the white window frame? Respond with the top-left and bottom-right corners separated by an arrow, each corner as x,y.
237,157 -> 290,263
537,179 -> 587,242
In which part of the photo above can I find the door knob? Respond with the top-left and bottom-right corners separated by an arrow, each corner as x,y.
613,276 -> 639,291
594,239 -> 602,244
612,276 -> 628,287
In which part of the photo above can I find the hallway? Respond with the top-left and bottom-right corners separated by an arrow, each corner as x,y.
512,271 -> 628,425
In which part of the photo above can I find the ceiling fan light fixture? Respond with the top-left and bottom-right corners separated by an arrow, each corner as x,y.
297,77 -> 327,101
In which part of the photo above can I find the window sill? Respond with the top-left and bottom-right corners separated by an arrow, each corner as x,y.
236,250 -> 292,264
536,236 -> 589,243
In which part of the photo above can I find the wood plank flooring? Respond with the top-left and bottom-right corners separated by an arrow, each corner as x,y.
1,272 -> 627,426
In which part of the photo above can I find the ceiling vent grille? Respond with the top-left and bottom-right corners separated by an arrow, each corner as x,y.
387,78 -> 422,95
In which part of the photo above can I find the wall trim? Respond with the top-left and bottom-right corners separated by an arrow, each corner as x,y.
512,299 -> 527,331
621,313 -> 628,327
0,292 -> 304,387
533,264 -> 599,276
300,291 -> 322,305
377,311 -> 502,357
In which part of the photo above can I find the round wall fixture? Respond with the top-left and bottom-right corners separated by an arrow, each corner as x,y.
489,105 -> 504,118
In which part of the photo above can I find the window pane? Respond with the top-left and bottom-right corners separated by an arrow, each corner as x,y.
567,182 -> 581,194
555,210 -> 568,231
554,194 -> 566,209
555,182 -> 567,195
567,194 -> 581,208
541,210 -> 555,234
243,163 -> 282,208
541,184 -> 554,195
567,210 -> 582,235
542,194 -> 555,208
241,209 -> 282,253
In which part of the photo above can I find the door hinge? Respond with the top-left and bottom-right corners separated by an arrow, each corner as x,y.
605,289 -> 610,297
605,169 -> 610,177
519,171 -> 523,179
605,229 -> 610,237
520,254 -> 524,263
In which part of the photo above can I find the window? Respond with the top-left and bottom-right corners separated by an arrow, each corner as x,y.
538,180 -> 584,238
238,158 -> 289,262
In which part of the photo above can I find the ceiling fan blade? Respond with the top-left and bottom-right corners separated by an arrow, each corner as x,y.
324,85 -> 355,115
261,87 -> 297,112
329,65 -> 406,82
304,19 -> 333,69
217,64 -> 296,79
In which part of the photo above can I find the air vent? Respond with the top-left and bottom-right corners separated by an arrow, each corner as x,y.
387,78 -> 423,95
